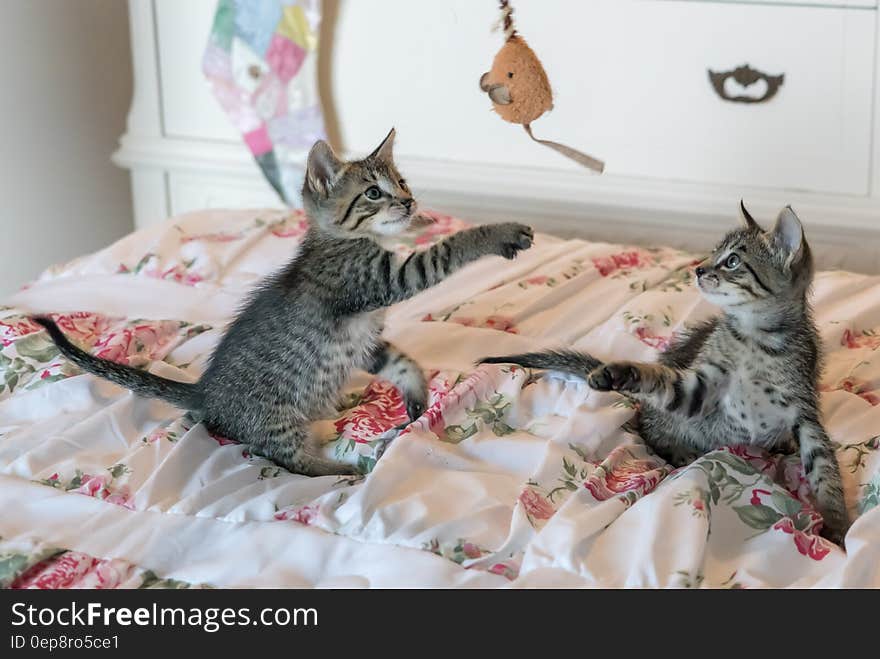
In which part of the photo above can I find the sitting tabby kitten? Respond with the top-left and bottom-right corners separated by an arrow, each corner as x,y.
482,203 -> 848,543
35,129 -> 534,476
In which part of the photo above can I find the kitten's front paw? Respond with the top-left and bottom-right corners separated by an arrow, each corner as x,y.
489,222 -> 534,259
666,447 -> 701,468
819,522 -> 847,547
588,363 -> 641,393
405,396 -> 427,422
777,437 -> 799,456
818,511 -> 850,546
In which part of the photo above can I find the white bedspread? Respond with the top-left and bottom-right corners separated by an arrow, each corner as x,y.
1,208 -> 879,588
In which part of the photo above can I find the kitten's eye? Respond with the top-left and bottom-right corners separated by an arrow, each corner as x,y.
507,72 -> 514,79
725,254 -> 741,269
364,186 -> 382,201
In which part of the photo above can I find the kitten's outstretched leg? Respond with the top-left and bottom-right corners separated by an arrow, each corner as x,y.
343,223 -> 534,314
797,418 -> 849,544
589,361 -> 722,418
366,340 -> 428,421
259,424 -> 358,477
480,352 -> 723,422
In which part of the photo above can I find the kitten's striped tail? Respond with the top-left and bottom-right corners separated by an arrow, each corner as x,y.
32,317 -> 202,410
479,349 -> 602,377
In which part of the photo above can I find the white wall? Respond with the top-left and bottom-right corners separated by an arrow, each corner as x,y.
0,0 -> 133,298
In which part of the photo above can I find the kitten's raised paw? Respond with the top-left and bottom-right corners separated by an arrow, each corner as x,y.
588,363 -> 641,393
490,222 -> 534,259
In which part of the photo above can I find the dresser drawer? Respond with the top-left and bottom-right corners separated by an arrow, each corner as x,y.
561,1 -> 876,194
710,1 -> 876,7
717,1 -> 876,7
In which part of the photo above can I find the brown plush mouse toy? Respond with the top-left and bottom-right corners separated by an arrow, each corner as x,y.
479,1 -> 604,173
480,35 -> 552,126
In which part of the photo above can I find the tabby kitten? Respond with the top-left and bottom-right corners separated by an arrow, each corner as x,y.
482,203 -> 848,543
35,129 -> 534,476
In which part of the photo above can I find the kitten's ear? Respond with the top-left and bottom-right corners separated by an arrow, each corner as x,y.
369,128 -> 396,162
739,199 -> 760,231
769,206 -> 805,267
305,140 -> 344,195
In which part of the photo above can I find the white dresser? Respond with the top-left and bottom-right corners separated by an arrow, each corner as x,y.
114,0 -> 880,272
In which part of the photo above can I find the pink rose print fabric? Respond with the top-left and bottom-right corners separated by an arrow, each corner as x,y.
1,539 -> 204,589
334,380 -> 408,445
583,446 -> 668,502
519,487 -> 556,521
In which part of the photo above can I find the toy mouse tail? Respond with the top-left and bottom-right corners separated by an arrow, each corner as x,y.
524,124 -> 605,173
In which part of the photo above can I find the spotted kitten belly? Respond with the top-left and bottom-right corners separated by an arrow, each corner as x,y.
721,371 -> 797,447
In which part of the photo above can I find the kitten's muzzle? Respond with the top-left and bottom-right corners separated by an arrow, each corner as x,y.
695,266 -> 720,290
384,199 -> 418,228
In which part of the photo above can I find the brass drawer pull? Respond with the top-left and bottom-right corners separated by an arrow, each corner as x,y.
708,64 -> 784,104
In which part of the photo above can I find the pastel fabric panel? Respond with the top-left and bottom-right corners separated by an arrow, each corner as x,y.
203,1 -> 325,205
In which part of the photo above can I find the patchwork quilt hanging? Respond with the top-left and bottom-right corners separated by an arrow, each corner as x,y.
202,0 -> 325,206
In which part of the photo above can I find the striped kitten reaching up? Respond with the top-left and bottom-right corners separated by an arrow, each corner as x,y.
35,129 -> 534,477
482,203 -> 848,543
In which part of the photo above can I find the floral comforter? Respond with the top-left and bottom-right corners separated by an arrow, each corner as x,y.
1,208 -> 879,588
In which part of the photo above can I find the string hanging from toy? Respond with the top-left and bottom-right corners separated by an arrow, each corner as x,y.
482,0 -> 605,173
497,0 -> 516,40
